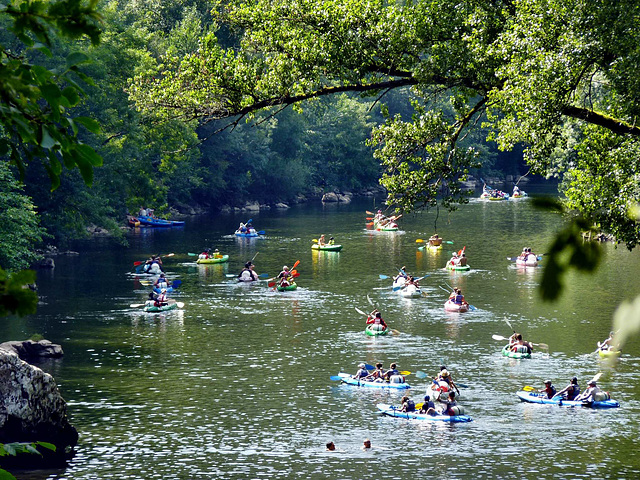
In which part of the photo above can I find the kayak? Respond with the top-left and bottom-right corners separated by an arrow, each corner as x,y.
336,373 -> 410,390
276,282 -> 298,291
153,286 -> 174,294
196,254 -> 229,264
377,403 -> 472,422
143,301 -> 179,313
446,263 -> 471,271
365,324 -> 389,336
138,216 -> 173,227
511,192 -> 528,198
598,349 -> 622,358
312,244 -> 343,251
516,391 -> 620,408
128,216 -> 140,227
480,191 -> 509,201
392,277 -> 406,291
427,380 -> 458,401
501,345 -> 531,359
444,299 -> 469,313
235,229 -> 260,237
373,220 -> 399,231
400,284 -> 423,298
516,256 -> 538,267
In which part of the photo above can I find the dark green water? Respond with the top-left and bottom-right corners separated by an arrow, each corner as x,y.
5,192 -> 640,479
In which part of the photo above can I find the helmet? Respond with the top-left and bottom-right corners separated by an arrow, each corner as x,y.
283,266 -> 289,270
358,363 -> 365,368
544,380 -> 551,384
441,369 -> 449,377
161,288 -> 167,293
424,395 -> 430,401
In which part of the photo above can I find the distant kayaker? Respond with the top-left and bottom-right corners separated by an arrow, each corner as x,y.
366,310 -> 387,330
328,237 -> 335,245
574,380 -> 601,402
393,266 -> 408,282
400,395 -> 416,412
277,266 -> 293,287
458,253 -> 468,266
556,377 -> 581,401
139,206 -> 147,217
419,395 -> 438,415
428,234 -> 442,246
509,333 -> 532,354
238,262 -> 259,282
441,391 -> 458,415
354,363 -> 369,379
362,439 -> 372,450
383,362 -> 400,382
238,222 -> 247,233
365,362 -> 386,382
539,380 -> 557,399
597,331 -> 616,351
153,273 -> 169,289
450,288 -> 466,306
448,252 -> 459,266
513,185 -> 521,195
326,442 -> 336,451
318,234 -> 326,246
154,288 -> 168,307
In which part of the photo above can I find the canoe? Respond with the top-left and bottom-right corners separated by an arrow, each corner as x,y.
137,216 -> 173,227
400,284 -> 423,298
196,254 -> 229,264
128,217 -> 140,227
276,282 -> 298,291
336,373 -> 410,389
480,191 -> 509,201
365,324 -> 389,336
446,263 -> 470,271
153,286 -> 174,294
143,301 -> 179,313
511,192 -> 528,198
373,220 -> 399,231
598,349 -> 622,358
444,299 -> 469,313
377,403 -> 472,422
501,344 -> 531,359
515,391 -> 620,408
312,244 -> 343,251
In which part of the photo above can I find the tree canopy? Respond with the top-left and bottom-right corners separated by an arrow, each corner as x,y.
131,0 -> 640,247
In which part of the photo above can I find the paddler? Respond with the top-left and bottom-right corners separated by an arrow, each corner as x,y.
428,233 -> 443,246
366,310 -> 387,331
597,331 -> 616,351
318,234 -> 326,246
354,363 -> 369,379
556,377 -> 581,401
574,380 -> 601,403
365,362 -> 386,382
238,262 -> 259,282
419,395 -> 437,415
400,395 -> 416,412
440,391 -> 458,416
539,380 -> 557,399
277,266 -> 293,287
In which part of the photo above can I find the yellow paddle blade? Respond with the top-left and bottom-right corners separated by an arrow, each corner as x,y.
312,239 -> 318,242
523,385 -> 536,392
416,239 -> 425,243
399,371 -> 411,375
415,402 -> 424,409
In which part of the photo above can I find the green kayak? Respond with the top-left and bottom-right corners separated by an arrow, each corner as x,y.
312,244 -> 343,252
365,324 -> 389,336
446,263 -> 471,271
501,345 -> 531,359
196,254 -> 229,264
143,301 -> 179,313
276,282 -> 298,292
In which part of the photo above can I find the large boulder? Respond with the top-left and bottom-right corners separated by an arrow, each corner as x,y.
322,192 -> 339,202
0,340 -> 64,360
0,348 -> 77,466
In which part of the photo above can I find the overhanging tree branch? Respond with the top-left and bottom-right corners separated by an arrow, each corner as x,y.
562,105 -> 640,137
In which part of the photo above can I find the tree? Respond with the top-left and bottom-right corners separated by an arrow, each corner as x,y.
130,0 -> 640,247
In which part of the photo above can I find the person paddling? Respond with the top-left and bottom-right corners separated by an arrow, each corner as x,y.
539,380 -> 556,399
366,310 -> 387,332
277,266 -> 293,287
574,380 -> 601,403
354,363 -> 369,379
238,262 -> 259,282
400,395 -> 416,412
556,377 -> 580,401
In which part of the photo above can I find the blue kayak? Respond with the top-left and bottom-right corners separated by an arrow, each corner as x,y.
516,391 -> 620,408
336,373 -> 410,390
138,216 -> 183,227
377,403 -> 472,422
153,286 -> 174,294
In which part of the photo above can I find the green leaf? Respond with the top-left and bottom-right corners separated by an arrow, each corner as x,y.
39,126 -> 56,149
76,144 -> 103,167
74,116 -> 101,134
35,441 -> 56,452
61,86 -> 80,107
0,469 -> 17,480
66,51 -> 90,68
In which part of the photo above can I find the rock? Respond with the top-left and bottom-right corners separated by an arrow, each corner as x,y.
0,340 -> 64,360
219,205 -> 232,213
274,203 -> 290,209
259,204 -> 271,210
0,349 -> 77,467
243,201 -> 260,212
33,258 -> 55,269
337,194 -> 352,203
322,192 -> 339,202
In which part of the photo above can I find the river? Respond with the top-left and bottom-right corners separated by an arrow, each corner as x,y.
4,190 -> 640,479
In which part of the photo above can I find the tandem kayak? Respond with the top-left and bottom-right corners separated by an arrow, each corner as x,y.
138,216 -> 172,227
196,255 -> 229,264
377,403 -> 472,422
336,373 -> 410,389
312,244 -> 343,252
276,282 -> 298,292
234,229 -> 260,237
501,345 -> 531,359
598,349 -> 622,359
373,219 -> 399,231
392,277 -> 406,291
516,391 -> 620,408
446,263 -> 470,271
143,301 -> 179,313
444,299 -> 469,313
365,324 -> 388,336
516,257 -> 538,267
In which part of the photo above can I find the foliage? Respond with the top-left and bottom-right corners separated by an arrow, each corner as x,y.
0,0 -> 103,189
0,267 -> 38,317
0,441 -> 56,480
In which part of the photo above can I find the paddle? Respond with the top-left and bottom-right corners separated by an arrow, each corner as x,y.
379,274 -> 390,280
330,375 -> 344,381
492,334 -> 548,349
416,371 -> 429,379
257,231 -> 266,235
134,253 -> 175,266
130,301 -> 184,308
523,385 -> 537,392
416,239 -> 454,244
366,210 -> 375,215
355,307 -> 368,316
270,260 -> 300,289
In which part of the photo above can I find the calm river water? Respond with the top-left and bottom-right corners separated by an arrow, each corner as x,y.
4,191 -> 640,479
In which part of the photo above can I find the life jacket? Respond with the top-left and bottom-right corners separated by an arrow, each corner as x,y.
567,385 -> 580,401
355,368 -> 368,378
404,399 -> 416,412
454,294 -> 464,304
154,294 -> 167,307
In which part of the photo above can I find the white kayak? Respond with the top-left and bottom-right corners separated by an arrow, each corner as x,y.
399,284 -> 423,298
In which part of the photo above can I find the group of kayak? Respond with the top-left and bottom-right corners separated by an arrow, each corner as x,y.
128,207 -> 185,228
479,184 -> 528,201
234,219 -> 265,237
366,210 -> 401,231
